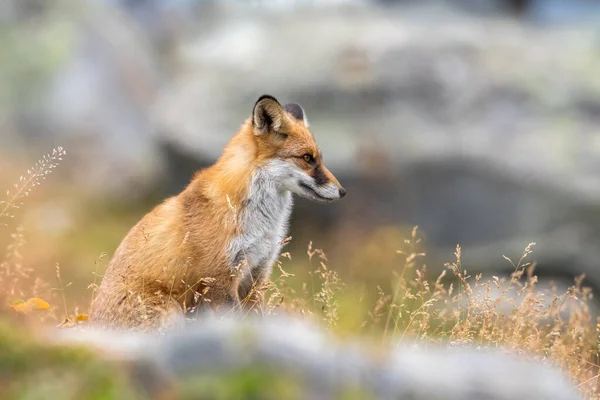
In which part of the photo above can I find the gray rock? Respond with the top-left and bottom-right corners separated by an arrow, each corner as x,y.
152,4 -> 600,286
5,0 -> 600,288
1,0 -> 165,199
55,316 -> 581,399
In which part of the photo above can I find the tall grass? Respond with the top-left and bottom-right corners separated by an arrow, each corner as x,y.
0,148 -> 65,313
1,147 -> 599,398
264,234 -> 600,398
0,147 -> 65,222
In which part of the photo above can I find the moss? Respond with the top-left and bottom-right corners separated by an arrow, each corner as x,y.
0,321 -> 139,400
0,12 -> 74,109
179,369 -> 303,400
177,368 -> 380,400
337,387 -> 374,400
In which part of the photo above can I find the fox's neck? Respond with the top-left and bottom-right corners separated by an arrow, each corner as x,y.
203,124 -> 293,262
204,122 -> 259,206
244,162 -> 293,226
226,160 -> 293,269
195,121 -> 292,213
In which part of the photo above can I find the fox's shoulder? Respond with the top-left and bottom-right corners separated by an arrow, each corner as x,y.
129,196 -> 183,237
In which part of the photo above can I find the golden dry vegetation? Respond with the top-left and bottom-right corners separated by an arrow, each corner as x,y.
1,148 -> 599,399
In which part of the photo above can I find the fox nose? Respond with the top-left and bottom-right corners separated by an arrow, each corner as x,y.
339,187 -> 347,198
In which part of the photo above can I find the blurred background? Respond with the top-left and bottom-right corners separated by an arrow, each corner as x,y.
2,0 -> 600,308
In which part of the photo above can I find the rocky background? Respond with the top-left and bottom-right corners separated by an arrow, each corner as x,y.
2,0 -> 600,292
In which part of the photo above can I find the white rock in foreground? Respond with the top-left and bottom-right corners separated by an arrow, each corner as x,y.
55,316 -> 581,400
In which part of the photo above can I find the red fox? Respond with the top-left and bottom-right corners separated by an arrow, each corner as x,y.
90,95 -> 346,330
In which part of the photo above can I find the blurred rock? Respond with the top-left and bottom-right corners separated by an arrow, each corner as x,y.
528,0 -> 600,23
151,3 -> 600,286
157,4 -> 600,190
57,316 -> 580,400
4,0 -> 600,287
1,0 -> 165,199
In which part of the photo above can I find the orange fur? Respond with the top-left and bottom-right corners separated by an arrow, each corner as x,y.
90,95 -> 344,330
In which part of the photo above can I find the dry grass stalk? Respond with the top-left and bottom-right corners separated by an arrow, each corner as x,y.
0,147 -> 65,310
1,149 -> 599,398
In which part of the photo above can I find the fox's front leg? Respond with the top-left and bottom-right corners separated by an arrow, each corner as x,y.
238,267 -> 270,314
196,269 -> 241,313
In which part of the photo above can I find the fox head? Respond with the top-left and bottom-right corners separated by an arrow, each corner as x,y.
251,94 -> 346,203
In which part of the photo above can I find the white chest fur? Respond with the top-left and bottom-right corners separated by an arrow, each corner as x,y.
226,165 -> 293,279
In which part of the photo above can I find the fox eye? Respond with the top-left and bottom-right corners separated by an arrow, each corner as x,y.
302,154 -> 314,164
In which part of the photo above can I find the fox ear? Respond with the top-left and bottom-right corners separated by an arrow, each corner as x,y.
284,103 -> 309,126
253,95 -> 285,136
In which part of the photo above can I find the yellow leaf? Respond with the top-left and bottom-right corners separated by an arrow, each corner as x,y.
26,298 -> 51,310
10,300 -> 29,313
75,314 -> 88,322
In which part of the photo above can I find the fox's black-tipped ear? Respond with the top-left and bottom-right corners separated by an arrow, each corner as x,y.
253,95 -> 284,136
284,103 -> 309,126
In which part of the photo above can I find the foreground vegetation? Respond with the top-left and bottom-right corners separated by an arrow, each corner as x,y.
0,148 -> 599,399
